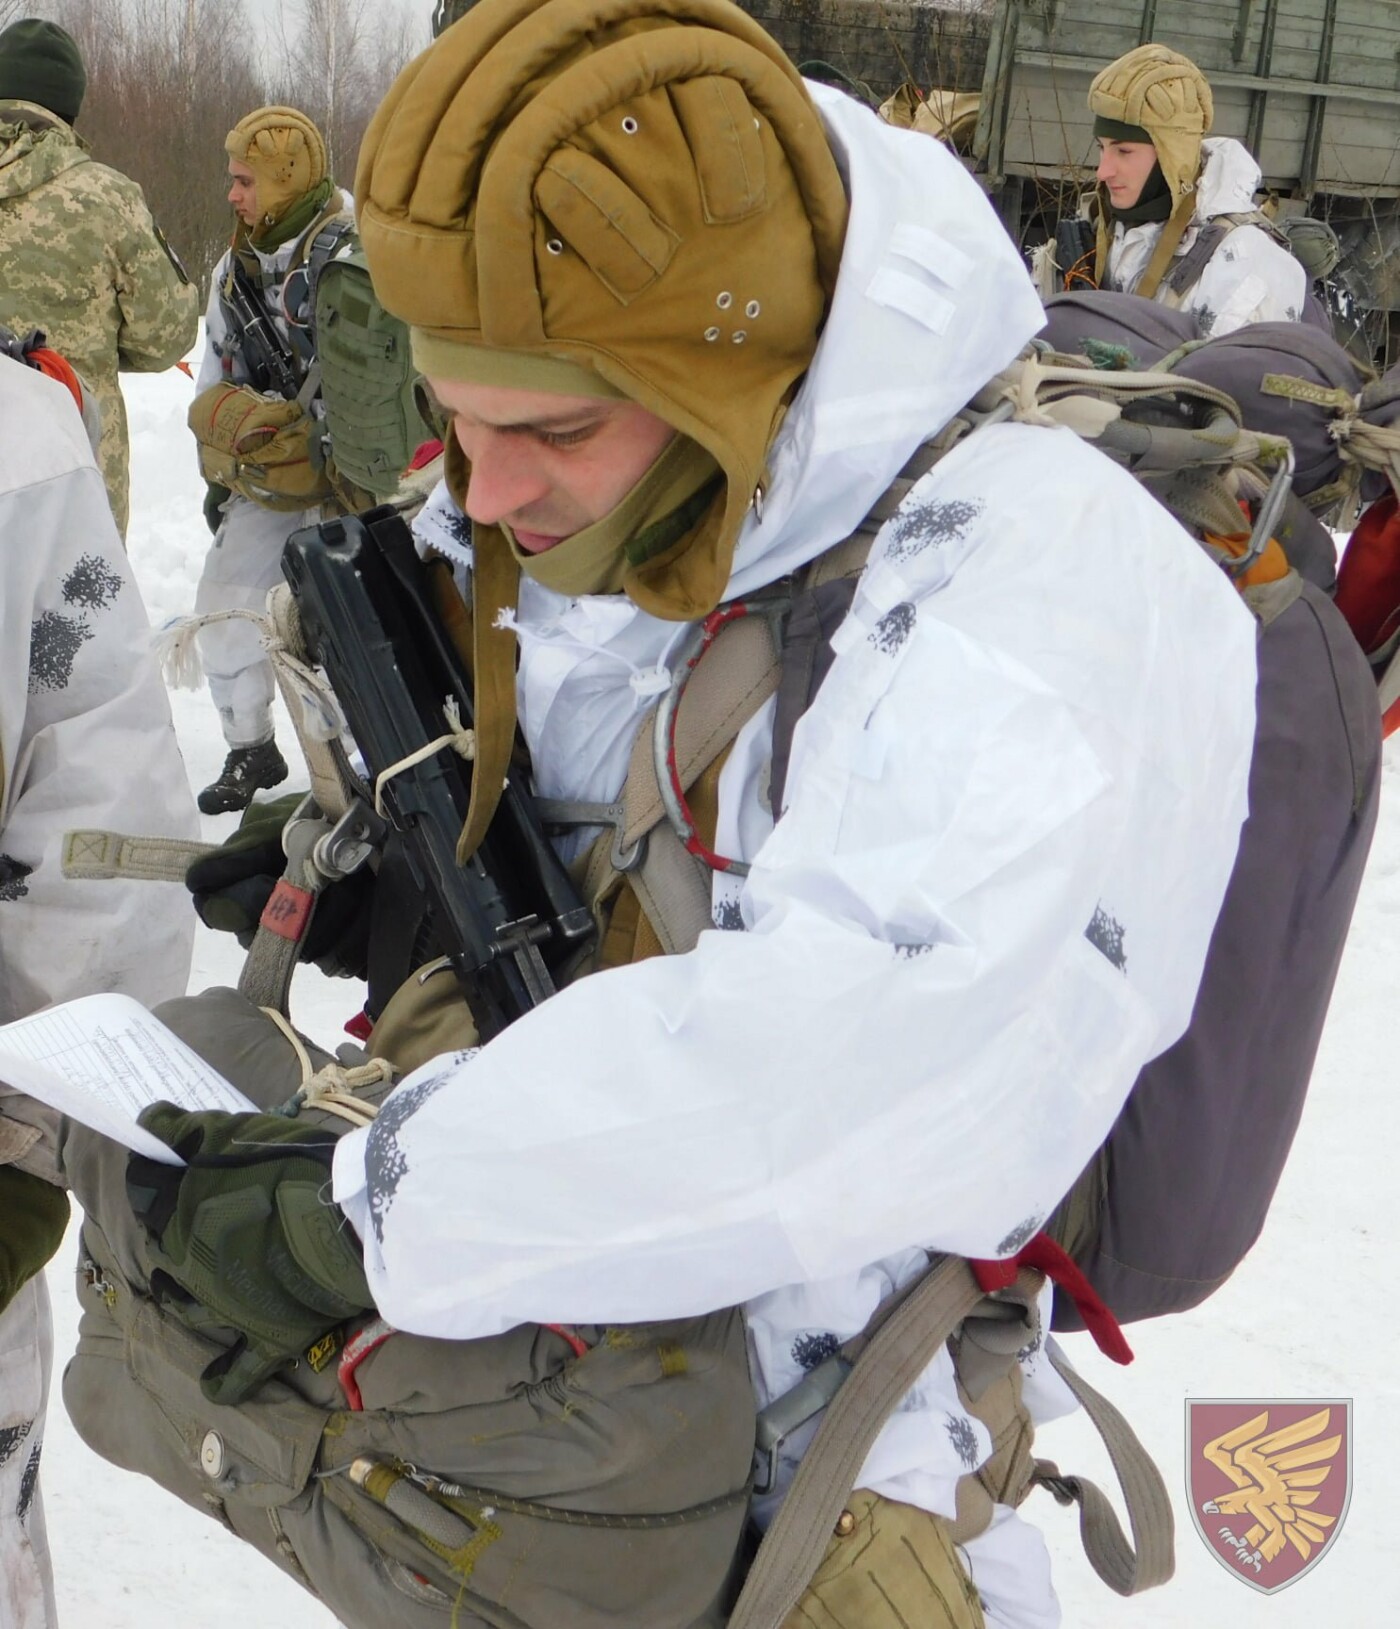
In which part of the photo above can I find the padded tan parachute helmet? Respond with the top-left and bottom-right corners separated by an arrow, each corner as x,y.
225,105 -> 328,228
1087,44 -> 1213,298
1088,43 -> 1213,208
356,0 -> 849,621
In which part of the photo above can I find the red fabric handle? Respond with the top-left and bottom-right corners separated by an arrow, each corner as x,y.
973,1234 -> 1133,1365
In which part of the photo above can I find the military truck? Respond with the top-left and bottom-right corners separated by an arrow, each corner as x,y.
429,0 -> 1400,357
737,0 -> 1400,359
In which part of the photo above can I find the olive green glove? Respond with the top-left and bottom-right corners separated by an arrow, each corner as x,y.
0,1166 -> 70,1316
184,791 -> 375,981
126,1103 -> 373,1405
184,792 -> 303,942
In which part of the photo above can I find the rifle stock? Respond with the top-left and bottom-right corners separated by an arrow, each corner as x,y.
282,508 -> 594,1041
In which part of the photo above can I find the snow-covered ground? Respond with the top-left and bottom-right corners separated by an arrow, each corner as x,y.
37,355 -> 1399,1626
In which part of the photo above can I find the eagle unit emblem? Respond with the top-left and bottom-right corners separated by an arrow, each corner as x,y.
1186,1399 -> 1352,1593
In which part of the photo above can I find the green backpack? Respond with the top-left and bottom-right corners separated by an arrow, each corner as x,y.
311,235 -> 426,502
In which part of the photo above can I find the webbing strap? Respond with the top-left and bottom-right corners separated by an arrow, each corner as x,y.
728,1257 -> 987,1629
61,830 -> 215,882
1260,372 -> 1357,414
295,358 -> 322,412
587,612 -> 780,956
1131,191 -> 1197,302
603,440 -> 946,953
265,585 -> 361,822
626,820 -> 716,954
616,438 -> 943,861
455,527 -> 520,865
236,835 -> 323,1015
619,612 -> 782,856
1161,221 -> 1229,305
1161,212 -> 1282,308
242,587 -> 364,1015
1031,1347 -> 1176,1595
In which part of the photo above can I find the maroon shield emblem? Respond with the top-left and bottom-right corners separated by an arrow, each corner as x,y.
1186,1399 -> 1352,1593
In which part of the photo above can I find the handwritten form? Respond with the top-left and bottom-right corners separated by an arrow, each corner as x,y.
0,993 -> 256,1165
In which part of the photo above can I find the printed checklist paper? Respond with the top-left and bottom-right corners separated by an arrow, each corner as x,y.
0,992 -> 256,1165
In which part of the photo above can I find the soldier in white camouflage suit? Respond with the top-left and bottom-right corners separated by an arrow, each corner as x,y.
0,18 -> 199,536
0,349 -> 198,1628
190,104 -> 353,814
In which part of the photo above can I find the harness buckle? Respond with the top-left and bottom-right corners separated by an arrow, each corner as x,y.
751,1351 -> 853,1496
610,828 -> 646,872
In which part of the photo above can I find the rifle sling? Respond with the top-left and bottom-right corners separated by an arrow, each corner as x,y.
457,524 -> 521,866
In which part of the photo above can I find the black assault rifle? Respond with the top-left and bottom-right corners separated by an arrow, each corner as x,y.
282,507 -> 595,1042
222,258 -> 303,401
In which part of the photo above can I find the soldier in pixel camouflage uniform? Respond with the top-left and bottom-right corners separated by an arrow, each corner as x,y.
0,19 -> 199,537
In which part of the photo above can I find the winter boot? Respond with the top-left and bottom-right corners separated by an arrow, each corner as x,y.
197,739 -> 289,815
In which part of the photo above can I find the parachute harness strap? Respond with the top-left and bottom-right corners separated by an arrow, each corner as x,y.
156,601 -> 348,749
652,597 -> 789,877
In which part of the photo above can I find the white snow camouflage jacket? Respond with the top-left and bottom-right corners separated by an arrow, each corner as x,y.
0,360 -> 197,1026
1105,135 -> 1308,335
196,195 -> 352,397
335,87 -> 1258,1626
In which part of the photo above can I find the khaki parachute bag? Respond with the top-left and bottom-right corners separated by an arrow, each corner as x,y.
188,380 -> 335,512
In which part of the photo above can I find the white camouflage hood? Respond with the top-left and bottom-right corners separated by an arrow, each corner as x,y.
724,81 -> 1045,595
1191,135 -> 1265,221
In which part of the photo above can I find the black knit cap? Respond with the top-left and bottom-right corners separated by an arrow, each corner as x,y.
1093,114 -> 1153,145
0,19 -> 86,124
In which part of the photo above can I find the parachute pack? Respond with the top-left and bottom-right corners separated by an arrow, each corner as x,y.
549,334 -> 1381,1334
1042,288 -> 1400,731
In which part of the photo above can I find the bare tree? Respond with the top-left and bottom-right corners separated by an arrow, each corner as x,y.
270,0 -> 422,185
43,0 -> 269,284
4,0 -> 421,281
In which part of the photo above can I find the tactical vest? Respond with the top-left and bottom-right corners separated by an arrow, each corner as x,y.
217,215 -> 426,508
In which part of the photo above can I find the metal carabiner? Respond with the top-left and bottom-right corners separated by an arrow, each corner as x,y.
1229,440 -> 1296,579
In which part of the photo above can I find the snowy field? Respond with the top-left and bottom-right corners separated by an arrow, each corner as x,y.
37,354 -> 1399,1627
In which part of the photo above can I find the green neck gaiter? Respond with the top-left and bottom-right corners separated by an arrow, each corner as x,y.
247,177 -> 336,252
1110,160 -> 1174,227
508,434 -> 722,598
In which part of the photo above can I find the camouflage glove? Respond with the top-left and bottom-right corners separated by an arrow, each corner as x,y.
185,792 -> 375,980
127,1104 -> 374,1405
203,481 -> 231,533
